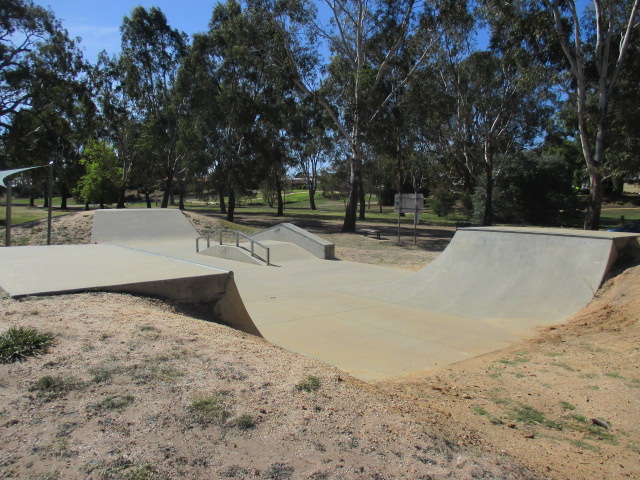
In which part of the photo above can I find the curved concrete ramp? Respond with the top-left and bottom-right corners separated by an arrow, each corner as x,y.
357,227 -> 640,323
91,209 -> 197,245
0,244 -> 256,335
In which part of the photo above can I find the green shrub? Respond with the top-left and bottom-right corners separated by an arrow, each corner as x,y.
429,186 -> 458,218
29,375 -> 80,401
189,395 -> 231,424
0,327 -> 54,363
296,375 -> 321,392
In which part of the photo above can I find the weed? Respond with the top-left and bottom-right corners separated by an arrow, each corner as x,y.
472,406 -> 504,425
139,325 -> 160,333
0,326 -> 54,363
263,462 -> 294,480
511,404 -> 562,430
552,362 -> 575,371
628,379 -> 640,388
233,413 -> 256,430
566,439 -> 599,451
29,375 -> 81,402
99,333 -> 112,341
221,466 -> 250,478
604,371 -> 624,379
189,394 -> 231,424
84,458 -> 162,479
514,373 -> 525,378
581,373 -> 598,379
28,473 -> 60,480
296,375 -> 321,392
89,366 -> 116,383
572,413 -> 588,423
560,401 -> 576,411
89,395 -> 134,413
586,385 -> 600,390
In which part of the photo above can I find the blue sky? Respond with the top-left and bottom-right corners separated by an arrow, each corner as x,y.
34,1 -> 220,62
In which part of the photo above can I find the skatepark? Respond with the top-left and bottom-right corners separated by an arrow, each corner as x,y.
1,208 -> 638,380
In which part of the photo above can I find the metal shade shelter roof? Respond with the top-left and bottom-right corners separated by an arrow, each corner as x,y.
0,166 -> 45,187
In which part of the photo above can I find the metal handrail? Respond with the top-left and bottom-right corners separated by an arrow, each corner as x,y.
264,223 -> 327,246
195,235 -> 211,253
208,228 -> 270,266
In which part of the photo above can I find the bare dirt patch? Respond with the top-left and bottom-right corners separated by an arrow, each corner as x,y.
0,292 -> 534,479
379,263 -> 640,480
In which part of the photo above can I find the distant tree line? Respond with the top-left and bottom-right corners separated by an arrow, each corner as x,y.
1,0 -> 639,230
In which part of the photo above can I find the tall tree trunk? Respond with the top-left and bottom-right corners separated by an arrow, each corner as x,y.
482,166 -> 493,226
342,153 -> 361,233
60,183 -> 68,210
178,180 -> 185,211
29,191 -> 35,207
309,185 -> 317,210
161,172 -> 174,208
585,171 -> 603,230
218,186 -> 227,214
226,188 -> 235,223
358,177 -> 366,220
275,172 -> 284,216
117,184 -> 126,209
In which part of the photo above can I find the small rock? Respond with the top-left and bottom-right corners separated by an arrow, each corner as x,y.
524,433 -> 535,439
507,423 -> 516,429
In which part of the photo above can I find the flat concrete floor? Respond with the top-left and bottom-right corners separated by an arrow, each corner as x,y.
2,209 -> 638,381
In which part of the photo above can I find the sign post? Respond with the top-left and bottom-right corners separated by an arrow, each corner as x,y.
394,193 -> 424,245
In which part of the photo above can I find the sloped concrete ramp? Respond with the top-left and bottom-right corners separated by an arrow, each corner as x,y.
4,208 -> 639,380
91,208 -> 197,246
0,243 -> 258,336
357,227 -> 640,323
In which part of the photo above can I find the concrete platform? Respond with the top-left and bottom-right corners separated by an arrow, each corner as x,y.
3,208 -> 639,381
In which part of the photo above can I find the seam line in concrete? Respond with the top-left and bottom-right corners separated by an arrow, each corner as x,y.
104,243 -> 230,273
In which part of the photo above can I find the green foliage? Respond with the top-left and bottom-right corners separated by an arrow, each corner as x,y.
429,186 -> 458,218
296,375 -> 321,392
75,140 -> 122,206
189,394 -> 231,424
233,413 -> 256,430
29,375 -> 81,401
89,395 -> 135,413
472,151 -> 580,226
0,326 -> 54,363
511,404 -> 562,430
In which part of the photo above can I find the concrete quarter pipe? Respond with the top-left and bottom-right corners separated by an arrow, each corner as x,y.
1,209 -> 638,380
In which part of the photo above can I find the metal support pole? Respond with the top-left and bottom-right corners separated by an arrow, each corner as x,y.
207,235 -> 210,248
47,161 -> 54,245
251,241 -> 254,257
219,230 -> 223,245
5,182 -> 12,247
196,238 -> 199,252
266,248 -> 270,266
235,232 -> 239,247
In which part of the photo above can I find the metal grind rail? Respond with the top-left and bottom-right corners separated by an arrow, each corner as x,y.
196,229 -> 271,266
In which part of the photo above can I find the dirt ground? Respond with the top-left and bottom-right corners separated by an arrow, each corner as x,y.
1,210 -> 639,479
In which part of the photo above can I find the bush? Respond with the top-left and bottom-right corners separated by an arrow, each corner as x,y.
472,152 -> 580,226
0,326 -> 54,363
189,395 -> 231,424
429,185 -> 458,217
296,375 -> 321,392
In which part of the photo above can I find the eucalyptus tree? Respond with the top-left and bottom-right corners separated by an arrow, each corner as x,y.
92,52 -> 145,208
261,0 -> 465,231
1,0 -> 92,208
119,6 -> 188,209
486,0 -> 640,229
178,0 -> 297,222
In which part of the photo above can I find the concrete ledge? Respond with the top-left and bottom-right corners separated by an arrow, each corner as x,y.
251,223 -> 335,259
200,244 -> 262,265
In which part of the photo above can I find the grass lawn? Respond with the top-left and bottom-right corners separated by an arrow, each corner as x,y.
2,189 -> 639,230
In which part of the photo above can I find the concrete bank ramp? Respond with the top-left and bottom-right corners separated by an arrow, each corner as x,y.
91,209 -> 197,245
0,244 -> 258,336
356,227 -> 640,324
